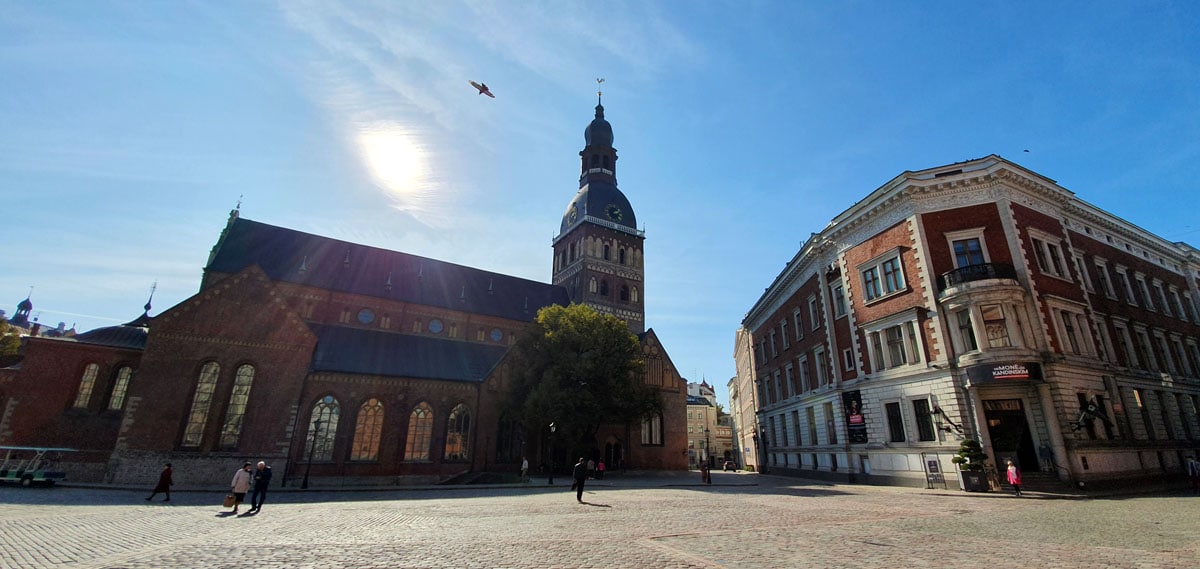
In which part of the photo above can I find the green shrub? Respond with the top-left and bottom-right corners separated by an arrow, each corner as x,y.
951,439 -> 988,471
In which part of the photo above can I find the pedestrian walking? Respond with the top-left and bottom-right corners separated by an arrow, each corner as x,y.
597,459 -> 605,480
248,461 -> 272,513
1187,456 -> 1200,493
230,462 -> 252,514
520,456 -> 529,480
145,462 -> 173,502
572,457 -> 588,503
587,458 -> 595,479
1006,460 -> 1022,497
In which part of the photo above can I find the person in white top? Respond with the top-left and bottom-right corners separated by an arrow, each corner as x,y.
230,462 -> 252,514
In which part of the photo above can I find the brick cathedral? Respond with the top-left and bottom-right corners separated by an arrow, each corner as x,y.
0,99 -> 689,486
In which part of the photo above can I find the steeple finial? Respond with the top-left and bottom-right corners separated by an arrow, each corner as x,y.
596,77 -> 605,106
144,281 -> 157,314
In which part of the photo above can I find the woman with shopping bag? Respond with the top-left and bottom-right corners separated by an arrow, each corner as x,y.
229,462 -> 252,514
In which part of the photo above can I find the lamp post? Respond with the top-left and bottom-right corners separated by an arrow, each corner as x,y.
704,427 -> 711,469
760,426 -> 769,474
301,418 -> 322,490
547,422 -> 556,485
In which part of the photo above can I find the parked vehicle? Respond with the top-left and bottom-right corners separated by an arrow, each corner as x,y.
723,460 -> 735,471
0,446 -> 75,487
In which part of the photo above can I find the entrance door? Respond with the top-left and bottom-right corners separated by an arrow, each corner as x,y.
982,399 -> 1038,470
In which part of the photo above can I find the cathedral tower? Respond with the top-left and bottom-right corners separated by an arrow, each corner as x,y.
551,95 -> 646,333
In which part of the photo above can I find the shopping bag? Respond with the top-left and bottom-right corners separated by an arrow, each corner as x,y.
223,494 -> 236,508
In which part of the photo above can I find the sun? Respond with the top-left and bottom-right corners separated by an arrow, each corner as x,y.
358,126 -> 426,200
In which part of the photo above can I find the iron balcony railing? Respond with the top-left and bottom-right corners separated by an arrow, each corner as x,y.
939,262 -> 1018,291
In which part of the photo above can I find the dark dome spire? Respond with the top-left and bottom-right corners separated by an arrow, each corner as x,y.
584,103 -> 613,148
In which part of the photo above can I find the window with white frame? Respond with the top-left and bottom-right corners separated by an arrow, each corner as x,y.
769,330 -> 778,357
1055,308 -> 1092,355
780,320 -> 790,349
884,401 -> 906,442
955,309 -> 978,353
831,284 -> 847,318
1153,332 -> 1176,374
1170,288 -> 1187,322
1093,315 -> 1116,363
1135,274 -> 1155,311
798,355 -> 812,392
864,311 -> 923,371
1112,322 -> 1137,368
842,348 -> 854,372
1185,293 -> 1199,323
823,401 -> 837,444
1095,260 -> 1116,299
806,407 -> 818,445
1135,328 -> 1157,371
793,309 -> 804,340
1186,341 -> 1200,377
813,347 -> 829,387
913,398 -> 937,442
808,295 -> 820,330
1074,254 -> 1093,292
784,364 -> 795,398
981,304 -> 1013,348
1169,336 -> 1190,376
773,370 -> 783,401
860,249 -> 906,302
1029,232 -> 1069,279
792,410 -> 803,446
1154,281 -> 1172,316
1115,267 -> 1137,306
947,230 -> 988,268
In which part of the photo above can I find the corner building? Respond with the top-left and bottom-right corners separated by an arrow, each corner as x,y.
743,155 -> 1200,488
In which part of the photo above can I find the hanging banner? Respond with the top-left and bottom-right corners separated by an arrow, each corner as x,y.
843,390 -> 868,444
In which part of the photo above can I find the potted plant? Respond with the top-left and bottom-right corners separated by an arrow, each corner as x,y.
951,439 -> 990,492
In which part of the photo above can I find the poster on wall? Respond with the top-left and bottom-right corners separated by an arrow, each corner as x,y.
843,390 -> 868,444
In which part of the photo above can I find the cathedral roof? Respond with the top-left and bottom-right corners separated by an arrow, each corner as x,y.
73,323 -> 148,350
309,324 -> 507,382
206,218 -> 570,322
558,180 -> 639,236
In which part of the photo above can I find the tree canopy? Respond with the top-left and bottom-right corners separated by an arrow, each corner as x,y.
0,320 -> 20,357
504,304 -> 661,460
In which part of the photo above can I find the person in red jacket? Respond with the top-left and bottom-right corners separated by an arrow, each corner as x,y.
1006,460 -> 1022,497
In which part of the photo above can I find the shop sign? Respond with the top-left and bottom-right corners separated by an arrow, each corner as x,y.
965,362 -> 1041,383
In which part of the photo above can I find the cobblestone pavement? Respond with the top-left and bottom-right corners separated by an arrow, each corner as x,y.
1,472 -> 1197,568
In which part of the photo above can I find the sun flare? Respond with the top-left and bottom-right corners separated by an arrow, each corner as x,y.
358,127 -> 427,200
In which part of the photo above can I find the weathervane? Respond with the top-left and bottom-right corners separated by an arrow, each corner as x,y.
596,77 -> 605,104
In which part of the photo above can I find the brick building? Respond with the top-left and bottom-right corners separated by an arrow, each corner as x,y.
743,155 -> 1200,488
0,100 -> 688,486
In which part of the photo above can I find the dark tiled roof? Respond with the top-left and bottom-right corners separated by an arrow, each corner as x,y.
686,395 -> 712,406
73,324 -> 148,350
309,324 -> 508,382
206,217 -> 570,322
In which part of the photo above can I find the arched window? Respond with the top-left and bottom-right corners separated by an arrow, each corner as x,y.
444,404 -> 471,462
590,154 -> 599,167
108,366 -> 133,410
351,398 -> 385,461
73,363 -> 99,408
220,364 -> 255,448
600,280 -> 609,296
632,287 -> 640,303
619,248 -> 626,265
182,362 -> 220,447
306,395 -> 340,461
620,285 -> 630,302
604,244 -> 611,260
405,402 -> 434,461
495,414 -> 524,464
589,278 -> 597,293
641,413 -> 664,445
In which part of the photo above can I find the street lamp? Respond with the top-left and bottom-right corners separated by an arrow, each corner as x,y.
547,422 -> 556,485
301,418 -> 322,490
704,427 -> 711,469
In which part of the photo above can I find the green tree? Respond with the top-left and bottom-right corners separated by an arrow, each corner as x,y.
505,304 -> 662,463
0,320 -> 20,357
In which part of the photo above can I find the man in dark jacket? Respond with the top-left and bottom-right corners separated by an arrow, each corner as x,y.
572,457 -> 588,503
248,461 -> 272,513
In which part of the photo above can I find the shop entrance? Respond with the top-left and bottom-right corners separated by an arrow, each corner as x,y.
982,399 -> 1038,470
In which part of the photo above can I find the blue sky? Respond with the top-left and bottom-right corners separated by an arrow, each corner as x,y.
3,1 -> 1198,406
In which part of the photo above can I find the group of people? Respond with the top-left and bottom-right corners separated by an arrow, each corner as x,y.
144,460 -> 274,514
229,461 -> 273,514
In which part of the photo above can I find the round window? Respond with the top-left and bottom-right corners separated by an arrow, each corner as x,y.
429,319 -> 444,334
490,328 -> 503,342
357,308 -> 375,324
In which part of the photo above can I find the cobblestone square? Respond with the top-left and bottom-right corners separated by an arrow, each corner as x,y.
1,472 -> 1196,568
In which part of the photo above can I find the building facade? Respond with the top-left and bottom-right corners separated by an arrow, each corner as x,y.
0,101 -> 689,485
730,327 -> 761,471
743,155 -> 1200,488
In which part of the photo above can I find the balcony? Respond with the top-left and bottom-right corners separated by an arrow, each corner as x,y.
938,263 -> 1018,292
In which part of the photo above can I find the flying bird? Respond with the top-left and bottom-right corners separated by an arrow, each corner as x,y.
469,80 -> 495,98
